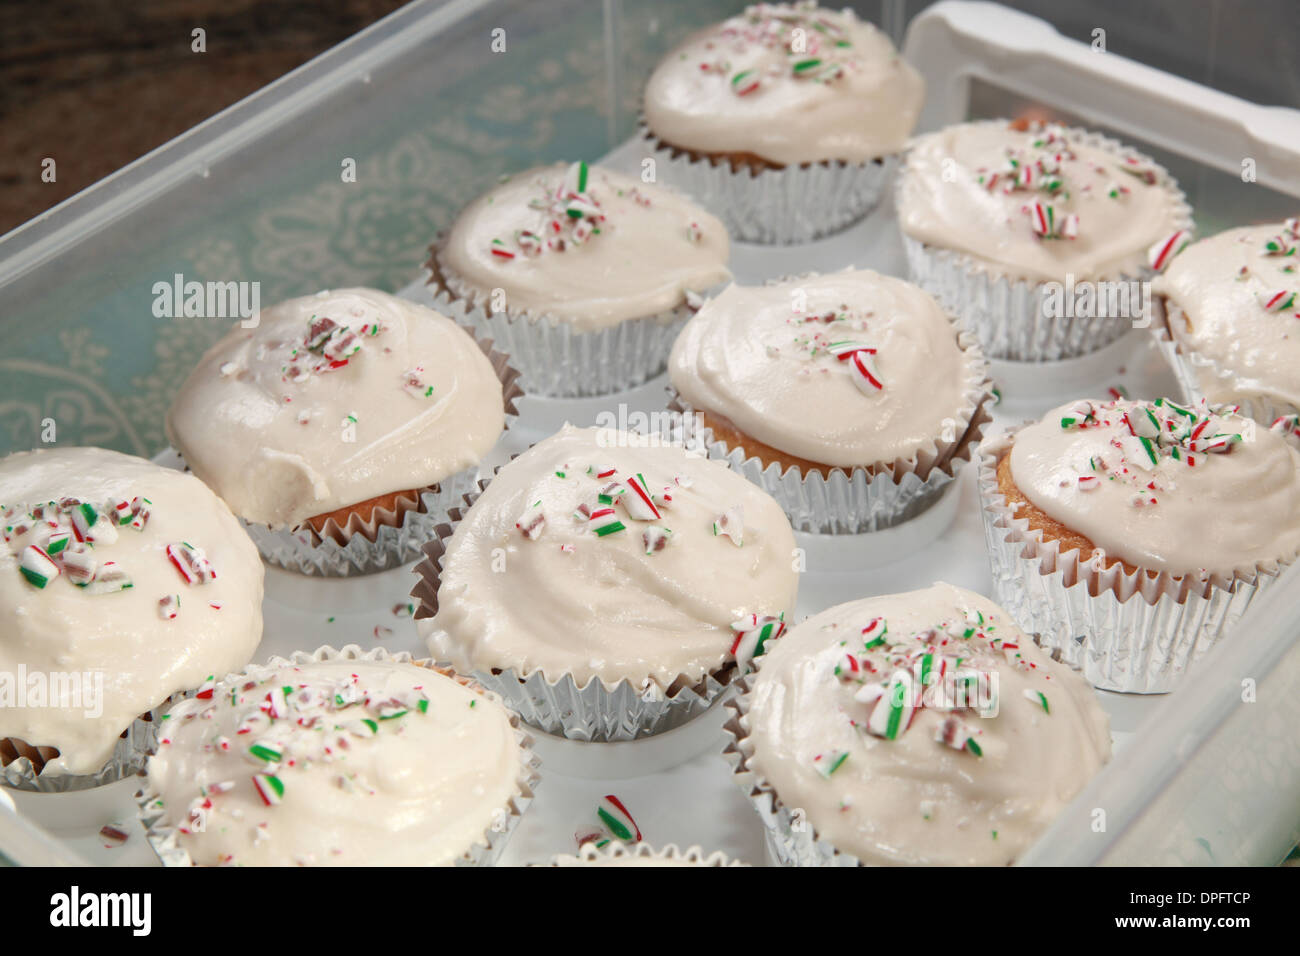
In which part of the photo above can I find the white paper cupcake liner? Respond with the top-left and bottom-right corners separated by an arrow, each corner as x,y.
411,479 -> 737,742
666,328 -> 994,534
898,123 -> 1194,361
540,841 -> 745,866
640,124 -> 895,245
425,249 -> 699,398
1152,296 -> 1300,438
236,328 -> 523,576
976,430 -> 1288,693
2,714 -> 157,794
135,644 -> 540,867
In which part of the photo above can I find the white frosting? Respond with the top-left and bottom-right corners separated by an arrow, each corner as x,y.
166,287 -> 505,529
434,163 -> 730,332
145,660 -> 522,866
897,122 -> 1186,283
747,582 -> 1110,866
1007,398 -> 1300,575
0,447 -> 263,776
643,2 -> 923,165
426,425 -> 799,688
1155,221 -> 1300,409
669,270 -> 972,466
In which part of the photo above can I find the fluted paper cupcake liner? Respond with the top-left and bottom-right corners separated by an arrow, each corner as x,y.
135,644 -> 540,867
2,714 -> 157,793
976,430 -> 1288,693
234,327 -> 523,576
540,842 -> 745,866
898,124 -> 1194,361
1153,296 -> 1300,438
425,249 -> 701,398
666,328 -> 994,534
640,124 -> 895,245
412,478 -> 737,742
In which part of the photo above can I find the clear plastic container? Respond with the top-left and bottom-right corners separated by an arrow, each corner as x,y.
0,0 -> 1296,866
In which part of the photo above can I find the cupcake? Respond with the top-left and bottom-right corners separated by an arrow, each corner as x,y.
166,287 -> 519,576
897,119 -> 1193,360
642,1 -> 923,244
543,843 -> 746,866
1152,218 -> 1300,434
426,161 -> 729,397
979,397 -> 1300,692
138,647 -> 538,866
725,582 -> 1111,866
415,424 -> 799,740
668,269 -> 993,532
0,447 -> 263,790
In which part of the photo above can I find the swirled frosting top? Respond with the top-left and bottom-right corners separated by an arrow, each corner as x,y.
166,287 -> 505,528
1005,397 -> 1300,575
434,162 -> 730,331
144,659 -> 522,866
425,425 -> 799,688
669,270 -> 978,467
746,582 -> 1110,865
0,447 -> 263,776
897,121 -> 1187,283
644,2 -> 923,165
1155,220 -> 1300,410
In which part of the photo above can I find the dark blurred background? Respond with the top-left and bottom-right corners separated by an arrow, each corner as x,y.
0,0 -> 407,233
2,0 -> 1297,236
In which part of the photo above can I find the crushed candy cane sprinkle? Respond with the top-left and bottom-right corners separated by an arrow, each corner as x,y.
2,495 -> 218,615
807,606 -> 1053,776
1056,397 -> 1248,506
702,2 -> 867,98
151,665 -> 457,847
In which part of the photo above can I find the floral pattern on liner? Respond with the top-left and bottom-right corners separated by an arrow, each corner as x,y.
542,842 -> 746,866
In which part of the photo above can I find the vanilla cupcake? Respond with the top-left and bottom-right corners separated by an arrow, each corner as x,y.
897,119 -> 1192,360
415,425 -> 799,740
166,287 -> 517,575
426,162 -> 729,396
138,648 -> 538,866
643,1 -> 923,244
0,447 -> 263,790
726,582 -> 1111,865
543,843 -> 746,866
1153,218 -> 1300,434
979,397 -> 1300,691
668,269 -> 992,532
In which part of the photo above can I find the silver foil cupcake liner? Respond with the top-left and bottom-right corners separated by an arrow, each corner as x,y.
1153,296 -> 1300,437
2,714 -> 157,794
238,327 -> 524,576
425,249 -> 699,398
721,676 -> 860,867
541,842 -> 745,866
412,479 -> 737,742
135,644 -> 540,867
976,430 -> 1288,693
666,327 -> 994,535
898,123 -> 1194,361
640,124 -> 895,245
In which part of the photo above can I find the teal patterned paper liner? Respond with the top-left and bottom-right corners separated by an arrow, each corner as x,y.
897,123 -> 1194,362
135,644 -> 541,867
540,842 -> 747,866
423,249 -> 704,398
639,123 -> 896,245
976,428 -> 1289,693
1153,296 -> 1300,442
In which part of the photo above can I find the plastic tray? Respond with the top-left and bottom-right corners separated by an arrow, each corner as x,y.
3,0 -> 1299,866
